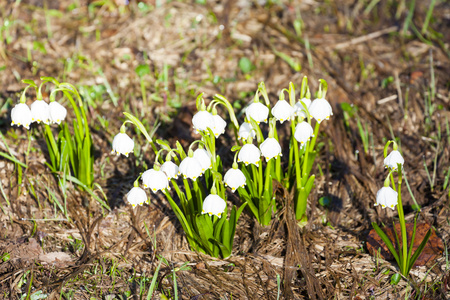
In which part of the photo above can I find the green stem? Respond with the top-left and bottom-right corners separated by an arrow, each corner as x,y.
258,160 -> 263,196
396,169 -> 408,275
140,79 -> 147,109
308,122 -> 320,152
291,122 -> 301,189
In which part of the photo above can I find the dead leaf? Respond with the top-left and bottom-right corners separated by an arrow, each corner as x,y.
367,223 -> 444,267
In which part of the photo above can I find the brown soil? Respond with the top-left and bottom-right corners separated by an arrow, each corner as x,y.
0,0 -> 449,299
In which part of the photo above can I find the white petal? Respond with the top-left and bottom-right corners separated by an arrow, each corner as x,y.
384,151 -> 404,170
111,133 -> 134,157
375,187 -> 398,210
237,144 -> 261,166
126,187 -> 147,207
224,168 -> 246,192
31,100 -> 51,124
11,103 -> 32,129
192,111 -> 214,133
193,149 -> 212,172
179,156 -> 203,180
260,138 -> 282,161
212,114 -> 227,137
294,122 -> 314,145
49,102 -> 67,124
309,98 -> 333,123
245,102 -> 269,124
294,98 -> 311,118
161,161 -> 179,179
238,122 -> 256,140
202,194 -> 226,217
271,100 -> 294,123
142,169 -> 169,192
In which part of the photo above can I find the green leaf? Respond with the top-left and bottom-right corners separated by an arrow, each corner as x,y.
371,222 -> 400,266
123,112 -> 154,144
407,228 -> 432,274
231,145 -> 241,152
390,273 -> 401,285
0,151 -> 27,168
22,79 -> 37,87
156,139 -> 171,151
318,196 -> 331,207
40,76 -> 60,86
238,57 -> 255,74
135,64 -> 151,77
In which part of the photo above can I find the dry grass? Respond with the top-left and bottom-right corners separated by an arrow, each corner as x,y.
0,0 -> 449,299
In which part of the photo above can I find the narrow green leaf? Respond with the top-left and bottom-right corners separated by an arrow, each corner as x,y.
123,112 -> 153,144
372,222 -> 400,266
407,228 -> 432,274
0,152 -> 27,168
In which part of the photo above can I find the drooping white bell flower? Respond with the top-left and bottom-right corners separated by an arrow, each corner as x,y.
271,100 -> 294,124
211,114 -> 227,137
193,148 -> 212,173
161,161 -> 179,180
238,144 -> 261,166
294,121 -> 314,146
126,187 -> 147,207
111,133 -> 134,157
238,122 -> 256,140
142,169 -> 169,193
384,150 -> 404,170
30,99 -> 51,124
224,167 -> 246,192
11,103 -> 32,129
178,156 -> 203,180
375,187 -> 398,210
294,98 -> 311,118
309,98 -> 333,123
49,102 -> 67,124
245,102 -> 269,124
192,110 -> 214,134
260,137 -> 282,161
202,194 -> 226,217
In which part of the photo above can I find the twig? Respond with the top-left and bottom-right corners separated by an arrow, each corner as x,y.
328,26 -> 398,50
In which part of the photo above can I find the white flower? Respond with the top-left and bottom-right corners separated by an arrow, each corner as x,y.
142,169 -> 169,192
178,156 -> 203,180
309,98 -> 333,123
30,99 -> 50,124
202,194 -> 226,217
384,150 -> 404,170
294,122 -> 314,145
11,103 -> 32,129
193,148 -> 212,173
375,187 -> 398,210
212,114 -> 227,137
111,133 -> 134,157
271,100 -> 294,123
245,102 -> 269,124
126,187 -> 147,207
192,111 -> 214,134
161,161 -> 179,179
238,144 -> 261,166
224,168 -> 246,192
238,122 -> 256,140
294,98 -> 311,118
49,102 -> 67,124
260,137 -> 282,161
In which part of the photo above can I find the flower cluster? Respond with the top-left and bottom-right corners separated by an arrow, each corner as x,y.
11,99 -> 67,130
113,78 -> 333,257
